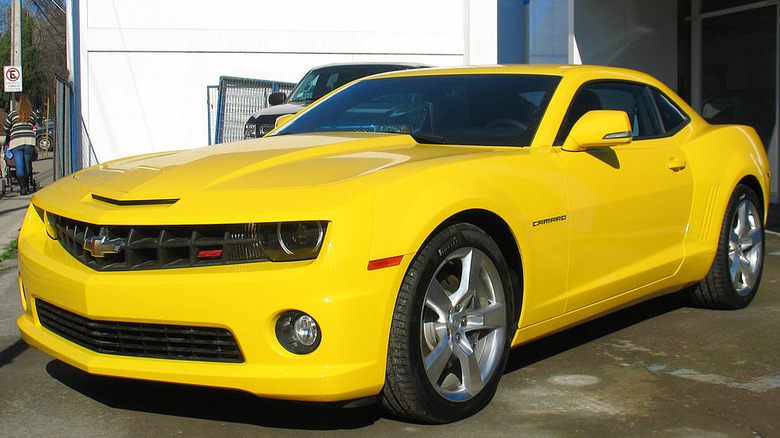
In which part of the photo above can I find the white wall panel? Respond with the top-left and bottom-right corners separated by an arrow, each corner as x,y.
86,52 -> 463,161
79,0 -> 489,162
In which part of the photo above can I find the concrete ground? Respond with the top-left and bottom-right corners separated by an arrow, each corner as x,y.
0,161 -> 778,437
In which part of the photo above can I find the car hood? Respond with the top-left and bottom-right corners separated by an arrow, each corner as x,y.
248,102 -> 308,121
68,133 -> 483,201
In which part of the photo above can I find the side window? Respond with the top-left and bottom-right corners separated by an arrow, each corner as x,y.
325,73 -> 340,91
651,89 -> 689,133
555,82 -> 665,145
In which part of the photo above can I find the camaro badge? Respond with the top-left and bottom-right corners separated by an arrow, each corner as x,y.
532,215 -> 567,227
83,236 -> 124,257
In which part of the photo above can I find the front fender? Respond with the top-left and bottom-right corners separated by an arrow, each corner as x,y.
366,148 -> 572,327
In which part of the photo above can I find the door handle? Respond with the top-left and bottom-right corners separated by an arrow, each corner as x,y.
667,158 -> 687,171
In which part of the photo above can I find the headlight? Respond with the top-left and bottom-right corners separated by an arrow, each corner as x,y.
244,123 -> 257,139
44,211 -> 59,240
258,221 -> 327,262
34,207 -> 58,240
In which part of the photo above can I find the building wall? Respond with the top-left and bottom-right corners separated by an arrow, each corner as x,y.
77,0 -> 497,162
497,0 -> 677,90
497,0 -> 572,65
573,0 -> 677,89
529,0 -> 570,64
75,0 -> 678,163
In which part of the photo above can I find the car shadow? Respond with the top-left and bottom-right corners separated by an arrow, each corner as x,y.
45,360 -> 383,430
0,339 -> 29,369
45,292 -> 685,429
505,292 -> 684,373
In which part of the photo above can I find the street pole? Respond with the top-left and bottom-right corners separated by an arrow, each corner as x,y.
10,0 -> 22,111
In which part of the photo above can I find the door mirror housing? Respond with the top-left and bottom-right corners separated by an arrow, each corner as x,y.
268,92 -> 287,106
562,110 -> 633,152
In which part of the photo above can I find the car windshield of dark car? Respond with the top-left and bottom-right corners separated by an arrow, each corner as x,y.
287,65 -> 415,104
273,74 -> 561,146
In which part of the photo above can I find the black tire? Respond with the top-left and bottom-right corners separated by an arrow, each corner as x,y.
689,184 -> 764,309
379,223 -> 515,423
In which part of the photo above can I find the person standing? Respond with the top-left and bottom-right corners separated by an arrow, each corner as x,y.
0,106 -> 8,147
3,94 -> 37,195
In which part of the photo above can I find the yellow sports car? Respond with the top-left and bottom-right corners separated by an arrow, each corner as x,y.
17,65 -> 769,423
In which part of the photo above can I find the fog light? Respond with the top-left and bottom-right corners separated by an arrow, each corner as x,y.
276,311 -> 321,354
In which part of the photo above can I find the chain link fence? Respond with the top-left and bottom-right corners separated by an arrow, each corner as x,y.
207,77 -> 296,145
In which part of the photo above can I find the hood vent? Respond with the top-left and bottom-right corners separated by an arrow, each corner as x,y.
92,194 -> 179,206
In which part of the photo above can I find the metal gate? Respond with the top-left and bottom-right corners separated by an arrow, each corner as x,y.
54,75 -> 99,180
207,76 -> 296,145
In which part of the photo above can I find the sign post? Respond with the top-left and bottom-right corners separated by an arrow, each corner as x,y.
4,65 -> 23,93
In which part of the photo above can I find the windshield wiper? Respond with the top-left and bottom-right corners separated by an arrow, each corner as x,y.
409,133 -> 448,144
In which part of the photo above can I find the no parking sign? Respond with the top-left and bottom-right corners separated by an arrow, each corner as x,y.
4,66 -> 22,92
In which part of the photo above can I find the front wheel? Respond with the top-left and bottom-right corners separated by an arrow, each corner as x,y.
689,184 -> 764,309
380,223 -> 515,423
37,135 -> 52,151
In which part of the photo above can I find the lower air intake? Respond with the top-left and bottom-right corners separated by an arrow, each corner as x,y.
36,299 -> 244,363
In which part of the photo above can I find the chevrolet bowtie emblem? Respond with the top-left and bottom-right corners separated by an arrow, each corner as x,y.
83,236 -> 124,258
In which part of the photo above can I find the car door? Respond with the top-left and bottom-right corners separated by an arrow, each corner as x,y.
555,81 -> 694,311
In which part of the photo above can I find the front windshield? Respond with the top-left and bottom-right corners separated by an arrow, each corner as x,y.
287,65 -> 417,103
274,74 -> 561,146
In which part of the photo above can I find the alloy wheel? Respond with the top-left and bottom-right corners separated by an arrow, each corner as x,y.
420,247 -> 507,401
728,198 -> 763,296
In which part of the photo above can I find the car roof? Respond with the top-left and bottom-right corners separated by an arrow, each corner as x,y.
308,62 -> 435,71
366,64 -> 663,84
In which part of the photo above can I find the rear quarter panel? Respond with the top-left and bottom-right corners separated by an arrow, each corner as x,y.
677,120 -> 770,283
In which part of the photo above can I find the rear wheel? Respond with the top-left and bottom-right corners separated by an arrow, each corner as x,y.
690,184 -> 764,309
380,223 -> 515,423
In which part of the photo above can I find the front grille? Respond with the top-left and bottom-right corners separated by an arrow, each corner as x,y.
50,214 -> 267,271
257,124 -> 275,136
36,299 -> 244,363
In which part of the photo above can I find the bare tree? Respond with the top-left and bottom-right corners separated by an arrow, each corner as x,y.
29,0 -> 67,114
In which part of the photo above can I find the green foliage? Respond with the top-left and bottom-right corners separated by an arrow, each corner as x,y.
0,238 -> 18,260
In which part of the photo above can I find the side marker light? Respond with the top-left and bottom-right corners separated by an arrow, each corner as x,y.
367,255 -> 404,271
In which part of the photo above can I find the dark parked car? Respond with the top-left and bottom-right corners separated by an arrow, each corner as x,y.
244,63 -> 432,138
35,119 -> 55,151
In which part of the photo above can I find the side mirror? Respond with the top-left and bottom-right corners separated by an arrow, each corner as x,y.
562,110 -> 633,152
274,113 -> 296,129
268,92 -> 287,106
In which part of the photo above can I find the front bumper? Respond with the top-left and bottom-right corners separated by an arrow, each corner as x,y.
16,204 -> 408,402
